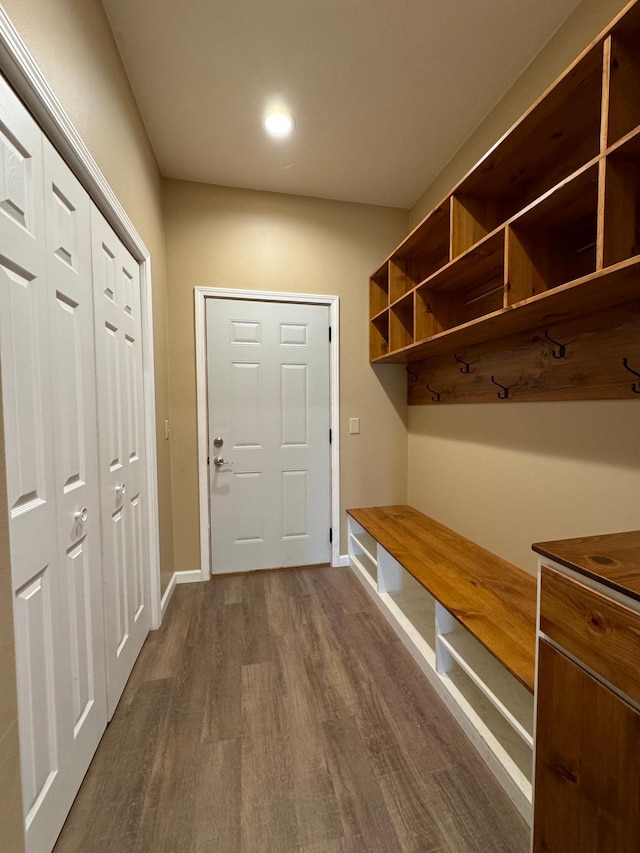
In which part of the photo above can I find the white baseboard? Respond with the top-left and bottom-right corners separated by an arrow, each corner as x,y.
175,569 -> 203,584
160,572 -> 177,619
336,554 -> 349,567
160,569 -> 204,621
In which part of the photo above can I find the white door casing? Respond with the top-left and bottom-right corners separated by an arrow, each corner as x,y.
91,203 -> 150,717
206,298 -> 331,573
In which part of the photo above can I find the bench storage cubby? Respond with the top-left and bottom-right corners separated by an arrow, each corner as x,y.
347,505 -> 536,822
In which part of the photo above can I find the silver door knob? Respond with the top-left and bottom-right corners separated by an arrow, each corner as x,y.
117,483 -> 126,495
74,507 -> 88,523
213,456 -> 232,467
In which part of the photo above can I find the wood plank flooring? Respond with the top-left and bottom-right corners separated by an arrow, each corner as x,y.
54,566 -> 529,853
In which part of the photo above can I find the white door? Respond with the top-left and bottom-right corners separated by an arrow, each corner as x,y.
0,76 -> 106,853
41,135 -> 107,832
91,204 -> 150,717
207,298 -> 331,573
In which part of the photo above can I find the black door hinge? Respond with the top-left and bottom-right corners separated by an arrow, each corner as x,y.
329,428 -> 332,444
207,456 -> 210,466
329,528 -> 333,543
329,326 -> 332,342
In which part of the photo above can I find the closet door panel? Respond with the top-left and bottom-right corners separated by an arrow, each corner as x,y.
42,137 -> 107,795
0,75 -> 66,853
91,204 -> 149,718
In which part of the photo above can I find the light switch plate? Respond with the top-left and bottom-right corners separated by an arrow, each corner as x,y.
349,417 -> 360,434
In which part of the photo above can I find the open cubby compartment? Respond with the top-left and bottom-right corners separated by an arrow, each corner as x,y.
389,292 -> 415,352
418,229 -> 505,332
370,263 -> 389,317
507,164 -> 600,305
440,657 -> 533,820
376,548 -> 437,667
451,44 -> 604,257
607,5 -> 640,146
435,607 -> 533,748
389,201 -> 451,302
602,131 -> 640,267
348,518 -> 378,590
369,311 -> 390,361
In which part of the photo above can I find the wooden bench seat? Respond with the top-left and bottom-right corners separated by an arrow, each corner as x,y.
347,505 -> 537,693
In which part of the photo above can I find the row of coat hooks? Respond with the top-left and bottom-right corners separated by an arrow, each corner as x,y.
405,330 -> 640,400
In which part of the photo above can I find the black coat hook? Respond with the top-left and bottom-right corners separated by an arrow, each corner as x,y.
490,375 -> 510,400
426,384 -> 441,403
454,353 -> 471,374
544,330 -> 567,359
406,367 -> 419,383
622,358 -> 640,394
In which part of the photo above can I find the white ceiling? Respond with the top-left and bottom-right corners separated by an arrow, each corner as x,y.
101,0 -> 583,209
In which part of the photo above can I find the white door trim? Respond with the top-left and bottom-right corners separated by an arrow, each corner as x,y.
0,8 -> 162,628
195,287 -> 340,581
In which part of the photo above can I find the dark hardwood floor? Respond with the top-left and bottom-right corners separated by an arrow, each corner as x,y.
54,566 -> 529,852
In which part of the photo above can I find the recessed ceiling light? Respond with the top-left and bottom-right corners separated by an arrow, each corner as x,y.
264,111 -> 294,137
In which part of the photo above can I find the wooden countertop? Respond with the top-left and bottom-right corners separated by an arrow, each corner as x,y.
533,531 -> 640,602
348,505 -> 537,693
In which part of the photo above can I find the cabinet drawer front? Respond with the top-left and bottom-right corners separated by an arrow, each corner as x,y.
540,565 -> 640,706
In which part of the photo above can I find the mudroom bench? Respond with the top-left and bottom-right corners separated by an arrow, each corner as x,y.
347,505 -> 537,822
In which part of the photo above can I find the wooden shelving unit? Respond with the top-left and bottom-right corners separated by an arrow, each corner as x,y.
369,0 -> 640,404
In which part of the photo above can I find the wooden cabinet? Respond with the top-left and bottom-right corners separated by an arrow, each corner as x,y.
533,640 -> 640,852
369,1 -> 640,405
532,533 -> 640,851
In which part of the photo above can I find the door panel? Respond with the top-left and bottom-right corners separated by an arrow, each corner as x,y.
14,569 -> 58,822
282,470 -> 309,537
0,76 -> 66,853
534,639 -> 640,852
281,363 -> 308,445
207,298 -> 330,573
91,204 -> 149,717
64,539 -> 93,731
42,136 -> 107,850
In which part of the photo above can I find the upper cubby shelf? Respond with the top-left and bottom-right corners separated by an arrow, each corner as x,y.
369,0 -> 640,391
451,45 -> 603,257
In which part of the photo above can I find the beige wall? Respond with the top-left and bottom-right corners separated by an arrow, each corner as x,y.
409,402 -> 640,573
163,179 -> 409,567
407,0 -> 639,575
0,370 -> 23,851
2,0 -> 175,592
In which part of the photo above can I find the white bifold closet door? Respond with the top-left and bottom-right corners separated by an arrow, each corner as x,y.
0,77 -> 106,853
91,204 -> 150,718
0,74 -> 150,853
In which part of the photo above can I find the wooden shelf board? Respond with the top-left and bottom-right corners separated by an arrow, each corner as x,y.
418,229 -> 504,295
606,121 -> 640,157
371,256 -> 640,364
